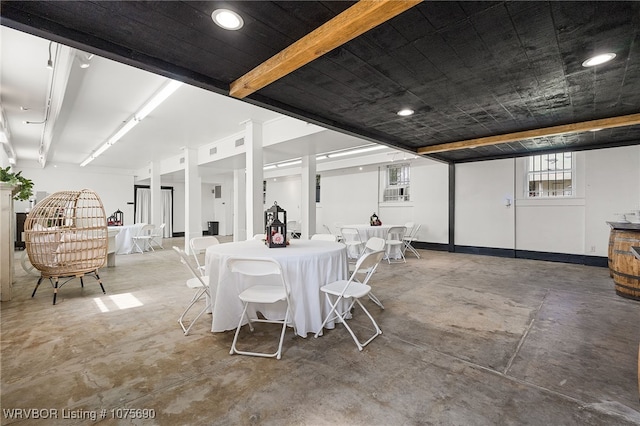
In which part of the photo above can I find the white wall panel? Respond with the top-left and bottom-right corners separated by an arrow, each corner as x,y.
455,159 -> 515,249
584,145 -> 640,256
13,165 -> 135,225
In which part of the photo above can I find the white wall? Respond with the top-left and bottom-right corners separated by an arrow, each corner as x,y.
172,183 -> 185,234
455,159 -> 516,249
583,146 -> 640,256
264,175 -> 302,225
262,145 -> 639,258
12,164 -> 135,223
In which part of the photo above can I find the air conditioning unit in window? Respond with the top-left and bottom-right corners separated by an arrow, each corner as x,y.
383,186 -> 410,202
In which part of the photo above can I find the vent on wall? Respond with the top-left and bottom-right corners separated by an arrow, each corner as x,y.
179,157 -> 185,164
209,147 -> 217,155
235,138 -> 244,147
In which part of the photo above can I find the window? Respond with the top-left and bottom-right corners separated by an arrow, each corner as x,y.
527,152 -> 573,197
384,163 -> 410,202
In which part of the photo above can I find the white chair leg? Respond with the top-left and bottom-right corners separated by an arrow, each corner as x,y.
314,294 -> 343,338
230,303 -> 291,359
230,303 -> 250,355
368,292 -> 384,309
178,287 -> 209,335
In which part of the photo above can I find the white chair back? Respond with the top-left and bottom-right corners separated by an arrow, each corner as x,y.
189,236 -> 220,275
364,237 -> 386,252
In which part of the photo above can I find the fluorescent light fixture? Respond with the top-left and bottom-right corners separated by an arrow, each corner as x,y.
108,118 -> 138,145
81,79 -> 182,167
263,164 -> 277,170
397,108 -> 414,116
80,156 -> 94,167
93,143 -> 112,158
327,145 -> 386,158
211,9 -> 244,30
276,159 -> 302,168
589,128 -> 603,132
582,53 -> 616,67
135,80 -> 182,121
315,155 -> 328,161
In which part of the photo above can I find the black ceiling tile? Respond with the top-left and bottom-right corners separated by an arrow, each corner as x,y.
364,19 -> 411,52
416,1 -> 469,32
439,22 -> 492,72
3,0 -> 639,163
389,7 -> 436,42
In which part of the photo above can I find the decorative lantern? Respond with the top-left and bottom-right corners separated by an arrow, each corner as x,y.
370,212 -> 381,226
109,209 -> 124,226
265,202 -> 287,248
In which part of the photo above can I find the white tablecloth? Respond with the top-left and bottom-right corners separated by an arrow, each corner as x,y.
342,224 -> 403,258
204,239 -> 348,337
109,224 -> 146,254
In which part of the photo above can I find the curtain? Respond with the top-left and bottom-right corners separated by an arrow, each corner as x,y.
135,188 -> 151,224
135,187 -> 173,237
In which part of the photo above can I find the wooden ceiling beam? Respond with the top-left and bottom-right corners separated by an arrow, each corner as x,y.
230,0 -> 421,99
417,113 -> 640,155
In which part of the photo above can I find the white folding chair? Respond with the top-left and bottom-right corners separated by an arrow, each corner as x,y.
287,220 -> 301,239
227,257 -> 294,360
341,227 -> 364,261
311,233 -> 338,242
189,236 -> 219,276
351,237 -> 386,309
403,223 -> 421,258
131,224 -> 155,253
384,226 -> 407,264
172,246 -> 211,336
314,250 -> 385,350
149,223 -> 166,250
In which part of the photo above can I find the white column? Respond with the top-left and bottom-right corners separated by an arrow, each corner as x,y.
244,120 -> 264,239
301,154 -> 316,239
150,161 -> 162,227
184,148 -> 201,253
233,169 -> 246,242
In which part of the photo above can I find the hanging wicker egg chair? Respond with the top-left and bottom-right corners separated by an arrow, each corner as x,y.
24,189 -> 108,304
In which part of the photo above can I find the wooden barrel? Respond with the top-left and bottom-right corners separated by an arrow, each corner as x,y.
608,229 -> 617,278
610,230 -> 640,301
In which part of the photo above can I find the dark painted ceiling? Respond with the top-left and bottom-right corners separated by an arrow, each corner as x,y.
2,1 -> 639,163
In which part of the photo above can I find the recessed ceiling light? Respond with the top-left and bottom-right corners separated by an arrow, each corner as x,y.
397,108 -> 414,116
211,9 -> 244,30
582,53 -> 616,67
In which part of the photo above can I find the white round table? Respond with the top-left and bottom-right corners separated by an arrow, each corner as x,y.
342,224 -> 404,259
204,239 -> 348,337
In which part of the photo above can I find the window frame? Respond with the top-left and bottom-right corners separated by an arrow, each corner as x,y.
525,152 -> 575,198
383,163 -> 410,202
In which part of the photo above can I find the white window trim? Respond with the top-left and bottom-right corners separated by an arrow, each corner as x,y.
525,152 -> 576,199
384,163 -> 410,202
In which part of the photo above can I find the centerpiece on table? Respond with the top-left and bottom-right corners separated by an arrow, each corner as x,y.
265,201 -> 287,248
370,212 -> 382,226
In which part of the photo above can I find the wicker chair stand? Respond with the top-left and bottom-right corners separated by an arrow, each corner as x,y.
24,189 -> 108,305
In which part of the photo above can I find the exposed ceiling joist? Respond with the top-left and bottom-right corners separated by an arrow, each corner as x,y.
418,113 -> 640,155
229,0 -> 422,99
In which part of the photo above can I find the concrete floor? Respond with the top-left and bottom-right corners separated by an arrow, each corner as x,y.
1,237 -> 639,425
